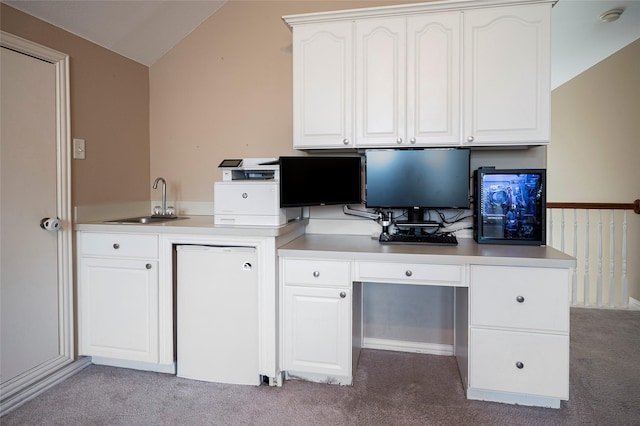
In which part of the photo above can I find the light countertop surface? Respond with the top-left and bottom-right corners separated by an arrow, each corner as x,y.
75,215 -> 308,237
279,234 -> 577,268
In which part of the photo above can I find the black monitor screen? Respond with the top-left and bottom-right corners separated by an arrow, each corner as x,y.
365,149 -> 470,210
280,156 -> 362,207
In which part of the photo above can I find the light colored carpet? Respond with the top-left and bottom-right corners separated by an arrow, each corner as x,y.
2,308 -> 639,425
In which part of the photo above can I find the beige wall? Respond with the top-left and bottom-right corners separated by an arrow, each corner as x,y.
548,38 -> 640,303
150,0 -> 422,203
549,38 -> 640,203
1,3 -> 150,207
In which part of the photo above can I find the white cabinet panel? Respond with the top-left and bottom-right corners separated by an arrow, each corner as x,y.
471,265 -> 569,332
283,285 -> 351,377
284,258 -> 351,287
463,4 -> 551,145
358,261 -> 465,286
79,232 -> 158,258
79,257 -> 159,363
356,17 -> 406,147
406,12 -> 461,145
78,232 -> 160,365
470,328 -> 569,399
292,21 -> 354,149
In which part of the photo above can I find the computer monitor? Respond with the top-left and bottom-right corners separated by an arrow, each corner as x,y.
365,148 -> 470,223
280,156 -> 362,207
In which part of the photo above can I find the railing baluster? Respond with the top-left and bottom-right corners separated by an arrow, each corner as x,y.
572,209 -> 578,307
622,211 -> 628,309
609,210 -> 616,308
560,209 -> 566,253
596,210 -> 603,307
584,211 -> 590,307
548,209 -> 554,247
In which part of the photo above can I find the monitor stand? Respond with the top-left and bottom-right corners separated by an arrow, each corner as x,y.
395,208 -> 439,231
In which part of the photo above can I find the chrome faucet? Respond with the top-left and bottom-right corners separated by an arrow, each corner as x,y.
153,177 -> 167,216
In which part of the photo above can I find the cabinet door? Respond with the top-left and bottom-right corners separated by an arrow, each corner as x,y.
407,12 -> 461,146
356,17 -> 406,147
78,258 -> 159,363
283,285 -> 351,377
470,328 -> 569,399
292,22 -> 354,149
463,3 -> 551,145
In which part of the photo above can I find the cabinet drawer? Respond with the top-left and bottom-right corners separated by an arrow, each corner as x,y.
471,265 -> 569,332
284,259 -> 351,287
79,232 -> 158,259
358,262 -> 464,286
470,328 -> 569,399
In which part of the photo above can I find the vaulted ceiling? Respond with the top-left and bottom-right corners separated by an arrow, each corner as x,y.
3,0 -> 639,89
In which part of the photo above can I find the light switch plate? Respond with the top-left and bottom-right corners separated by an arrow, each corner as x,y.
73,138 -> 85,160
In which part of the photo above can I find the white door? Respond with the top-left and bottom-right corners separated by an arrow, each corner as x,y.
0,32 -> 73,413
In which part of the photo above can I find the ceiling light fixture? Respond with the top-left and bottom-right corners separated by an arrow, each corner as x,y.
599,8 -> 624,23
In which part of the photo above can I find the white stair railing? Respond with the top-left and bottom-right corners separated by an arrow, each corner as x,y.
547,200 -> 639,309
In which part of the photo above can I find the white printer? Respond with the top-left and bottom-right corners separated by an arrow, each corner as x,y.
214,158 -> 301,226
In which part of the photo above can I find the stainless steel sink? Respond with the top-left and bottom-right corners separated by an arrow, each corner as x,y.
105,215 -> 188,224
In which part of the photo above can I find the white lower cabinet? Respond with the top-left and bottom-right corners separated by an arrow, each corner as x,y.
282,258 -> 355,384
470,328 -> 569,399
78,232 -> 159,364
468,265 -> 570,406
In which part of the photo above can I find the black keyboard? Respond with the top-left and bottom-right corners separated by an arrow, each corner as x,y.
379,232 -> 458,246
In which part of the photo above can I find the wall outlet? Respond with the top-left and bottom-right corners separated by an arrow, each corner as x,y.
73,138 -> 85,160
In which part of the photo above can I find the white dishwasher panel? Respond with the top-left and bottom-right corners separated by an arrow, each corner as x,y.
176,245 -> 260,385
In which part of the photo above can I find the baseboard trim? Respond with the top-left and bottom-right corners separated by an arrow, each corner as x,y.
90,356 -> 176,374
0,357 -> 91,416
363,337 -> 453,356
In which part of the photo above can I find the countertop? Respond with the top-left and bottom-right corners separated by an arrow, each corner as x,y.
75,215 -> 308,237
279,234 -> 577,268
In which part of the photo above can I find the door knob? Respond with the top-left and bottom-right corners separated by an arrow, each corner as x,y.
40,217 -> 61,231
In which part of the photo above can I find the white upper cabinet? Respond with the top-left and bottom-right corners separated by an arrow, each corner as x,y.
407,12 -> 461,146
356,12 -> 463,147
355,17 -> 406,147
292,22 -> 354,149
463,4 -> 551,145
284,0 -> 552,149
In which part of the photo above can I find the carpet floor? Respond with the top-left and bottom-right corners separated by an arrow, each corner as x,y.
2,307 -> 639,425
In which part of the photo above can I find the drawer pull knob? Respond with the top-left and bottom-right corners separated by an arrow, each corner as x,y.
340,291 -> 346,299
146,263 -> 152,270
516,295 -> 525,303
313,271 -> 320,278
113,243 -> 120,249
405,270 -> 412,277
516,361 -> 524,369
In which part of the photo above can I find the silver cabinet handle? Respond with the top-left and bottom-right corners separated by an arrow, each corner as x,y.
342,138 -> 350,145
40,217 -> 61,231
516,361 -> 524,369
410,137 -> 416,144
405,270 -> 412,277
340,291 -> 347,298
516,295 -> 525,303
113,243 -> 120,249
146,264 -> 152,270
396,137 -> 403,144
313,271 -> 320,278
467,136 -> 474,142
